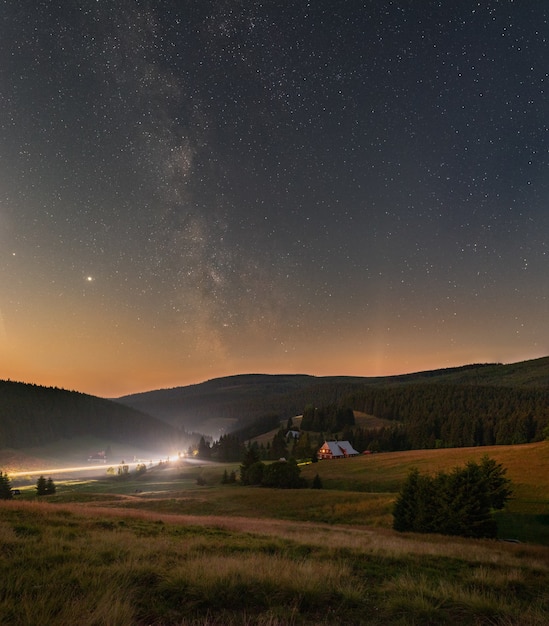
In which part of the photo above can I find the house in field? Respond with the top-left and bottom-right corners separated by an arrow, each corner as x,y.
317,440 -> 359,460
286,430 -> 300,440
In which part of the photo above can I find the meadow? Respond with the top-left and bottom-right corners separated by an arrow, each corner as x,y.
2,442 -> 549,624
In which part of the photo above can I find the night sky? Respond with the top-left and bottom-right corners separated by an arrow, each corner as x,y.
1,1 -> 548,397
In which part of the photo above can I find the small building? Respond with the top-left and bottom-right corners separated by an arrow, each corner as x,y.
317,440 -> 359,460
88,451 -> 107,463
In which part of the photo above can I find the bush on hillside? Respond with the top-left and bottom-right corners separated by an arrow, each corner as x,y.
393,456 -> 512,539
261,459 -> 307,489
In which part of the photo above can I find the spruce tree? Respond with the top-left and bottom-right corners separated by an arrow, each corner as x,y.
393,468 -> 421,532
240,444 -> 261,485
0,471 -> 13,500
270,429 -> 288,460
441,463 -> 496,538
393,460 -> 507,539
197,436 -> 211,459
36,475 -> 47,496
479,455 -> 512,509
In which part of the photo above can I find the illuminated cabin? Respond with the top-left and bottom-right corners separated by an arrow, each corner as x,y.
317,440 -> 359,460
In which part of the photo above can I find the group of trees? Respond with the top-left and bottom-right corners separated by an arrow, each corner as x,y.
393,456 -> 512,538
293,383 -> 549,457
239,446 -> 307,489
0,472 -> 56,498
196,426 -> 319,465
293,385 -> 549,455
36,476 -> 56,496
193,434 -> 243,462
300,405 -> 355,433
351,425 -> 409,453
343,384 -> 549,450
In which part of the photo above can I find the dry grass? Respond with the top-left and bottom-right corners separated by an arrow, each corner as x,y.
3,441 -> 549,623
4,499 -> 548,570
2,497 -> 549,625
302,441 -> 549,487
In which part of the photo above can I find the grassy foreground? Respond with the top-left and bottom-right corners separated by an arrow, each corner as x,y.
1,499 -> 549,625
3,442 -> 549,624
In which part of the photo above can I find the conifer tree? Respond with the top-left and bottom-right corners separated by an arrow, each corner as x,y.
0,471 -> 13,500
36,475 -> 47,496
393,468 -> 421,532
478,455 -> 512,509
270,429 -> 288,460
240,443 -> 262,485
393,458 -> 509,539
294,431 -> 314,460
197,436 -> 211,459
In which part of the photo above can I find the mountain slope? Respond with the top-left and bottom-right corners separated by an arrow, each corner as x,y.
117,357 -> 549,436
0,380 -> 179,450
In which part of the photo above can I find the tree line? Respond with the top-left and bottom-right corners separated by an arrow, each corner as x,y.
342,384 -> 549,450
226,383 -> 549,457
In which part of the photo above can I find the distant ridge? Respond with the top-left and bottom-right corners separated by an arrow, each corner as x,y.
2,357 -> 547,451
117,357 -> 549,435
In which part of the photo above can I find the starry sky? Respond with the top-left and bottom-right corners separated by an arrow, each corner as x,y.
1,1 -> 548,398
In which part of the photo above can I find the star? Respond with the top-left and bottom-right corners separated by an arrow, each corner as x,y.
1,1 -> 547,397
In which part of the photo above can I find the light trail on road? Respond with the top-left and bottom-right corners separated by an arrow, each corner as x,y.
10,460 -> 164,478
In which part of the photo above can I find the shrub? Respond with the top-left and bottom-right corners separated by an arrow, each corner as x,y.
261,460 -> 306,489
393,458 -> 512,539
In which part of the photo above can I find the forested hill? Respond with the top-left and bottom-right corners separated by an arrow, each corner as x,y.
0,380 -> 179,450
117,357 -> 549,437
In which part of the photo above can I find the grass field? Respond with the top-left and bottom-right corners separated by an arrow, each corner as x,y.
2,498 -> 549,625
2,442 -> 549,624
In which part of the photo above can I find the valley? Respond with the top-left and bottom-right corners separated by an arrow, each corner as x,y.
2,359 -> 549,623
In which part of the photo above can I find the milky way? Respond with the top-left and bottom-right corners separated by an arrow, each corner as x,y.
1,1 -> 548,396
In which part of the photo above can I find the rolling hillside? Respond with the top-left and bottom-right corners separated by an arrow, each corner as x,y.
117,357 -> 549,438
0,380 -> 180,452
2,357 -> 548,455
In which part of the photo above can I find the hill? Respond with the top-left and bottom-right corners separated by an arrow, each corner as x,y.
117,357 -> 549,440
118,373 -> 325,434
3,356 -> 549,459
0,380 -> 180,454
